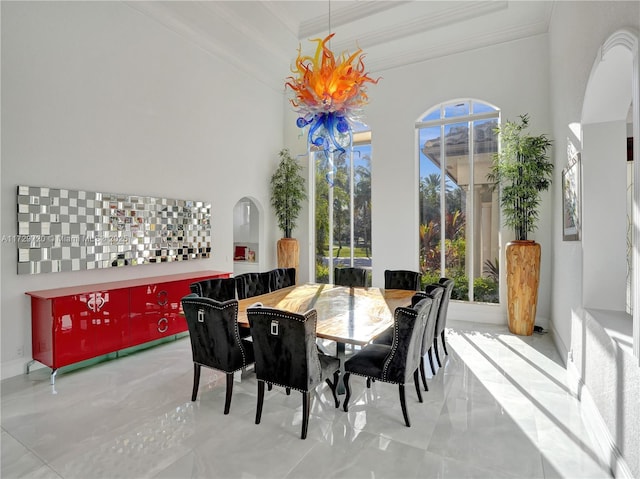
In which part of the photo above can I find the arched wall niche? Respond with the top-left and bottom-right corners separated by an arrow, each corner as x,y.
232,196 -> 265,275
581,28 -> 639,358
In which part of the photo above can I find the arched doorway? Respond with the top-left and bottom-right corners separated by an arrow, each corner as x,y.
233,196 -> 264,275
581,29 -> 639,357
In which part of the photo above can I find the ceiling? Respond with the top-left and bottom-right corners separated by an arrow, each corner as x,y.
126,1 -> 555,91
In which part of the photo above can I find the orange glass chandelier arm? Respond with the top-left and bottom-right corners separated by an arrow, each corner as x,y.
285,34 -> 379,114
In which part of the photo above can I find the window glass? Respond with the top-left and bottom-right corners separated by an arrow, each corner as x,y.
419,126 -> 443,278
417,101 -> 499,303
422,109 -> 441,122
313,131 -> 372,284
443,122 -> 468,299
444,101 -> 470,118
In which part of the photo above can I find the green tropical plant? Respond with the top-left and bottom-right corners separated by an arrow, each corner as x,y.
270,148 -> 307,238
483,257 -> 499,281
474,276 -> 499,303
487,114 -> 553,240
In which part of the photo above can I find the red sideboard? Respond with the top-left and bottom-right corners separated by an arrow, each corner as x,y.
25,270 -> 230,382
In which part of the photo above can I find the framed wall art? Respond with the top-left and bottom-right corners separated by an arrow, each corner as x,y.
562,146 -> 581,241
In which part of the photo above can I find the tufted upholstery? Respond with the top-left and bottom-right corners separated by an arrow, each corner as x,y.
384,269 -> 421,291
334,267 -> 369,287
343,297 -> 433,427
247,307 -> 340,439
181,294 -> 254,414
433,277 -> 455,367
268,267 -> 296,291
190,277 -> 236,301
419,285 -> 444,388
373,287 -> 442,391
235,272 -> 270,300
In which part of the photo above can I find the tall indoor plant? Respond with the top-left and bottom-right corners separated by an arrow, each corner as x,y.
270,148 -> 307,272
488,114 -> 553,335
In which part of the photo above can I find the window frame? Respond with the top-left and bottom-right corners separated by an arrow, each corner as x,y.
416,99 -> 500,303
308,130 -> 372,284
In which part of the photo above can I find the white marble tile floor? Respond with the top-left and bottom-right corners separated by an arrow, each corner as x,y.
1,321 -> 611,479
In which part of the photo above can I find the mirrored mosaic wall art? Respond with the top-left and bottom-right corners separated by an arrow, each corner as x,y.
15,185 -> 211,275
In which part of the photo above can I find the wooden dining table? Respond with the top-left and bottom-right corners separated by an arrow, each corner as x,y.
237,283 -> 417,393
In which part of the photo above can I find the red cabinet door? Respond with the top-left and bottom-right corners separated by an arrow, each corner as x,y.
129,280 -> 192,345
28,271 -> 232,370
51,289 -> 129,368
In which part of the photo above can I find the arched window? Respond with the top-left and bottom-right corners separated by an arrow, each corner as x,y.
416,100 -> 500,303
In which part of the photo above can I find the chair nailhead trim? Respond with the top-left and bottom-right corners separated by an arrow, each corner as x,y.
381,307 -> 417,381
259,380 -> 309,394
195,361 -> 247,374
348,371 -> 402,386
248,308 -> 322,387
185,299 -> 250,367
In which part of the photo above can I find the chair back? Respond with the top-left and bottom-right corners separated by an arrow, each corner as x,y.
181,294 -> 253,373
420,285 -> 444,355
190,278 -> 236,301
384,269 -> 420,291
334,267 -> 369,287
269,268 -> 296,291
247,307 -> 322,392
235,272 -> 270,299
381,297 -> 432,384
435,278 -> 455,335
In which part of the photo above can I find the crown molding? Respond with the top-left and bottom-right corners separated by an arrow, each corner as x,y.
260,1 -> 303,38
331,1 -> 508,53
367,20 -> 549,73
199,1 -> 293,64
124,1 -> 287,92
298,1 -> 413,39
124,1 -> 553,92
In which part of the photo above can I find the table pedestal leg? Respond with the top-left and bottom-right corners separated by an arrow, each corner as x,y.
336,342 -> 346,395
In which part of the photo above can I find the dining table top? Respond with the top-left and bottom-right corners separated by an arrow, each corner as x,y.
236,283 -> 417,346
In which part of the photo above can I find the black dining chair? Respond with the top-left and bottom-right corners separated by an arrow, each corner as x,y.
268,267 -> 296,291
384,269 -> 421,291
372,286 -> 441,390
181,294 -> 254,414
247,307 -> 340,439
190,277 -> 237,301
235,272 -> 271,300
342,296 -> 433,427
417,284 -> 443,388
433,277 -> 455,368
334,267 -> 369,287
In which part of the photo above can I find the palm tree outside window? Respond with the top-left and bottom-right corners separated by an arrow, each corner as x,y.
312,124 -> 372,285
417,100 -> 500,303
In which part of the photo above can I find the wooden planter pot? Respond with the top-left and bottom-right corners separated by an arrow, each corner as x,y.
505,240 -> 541,336
277,238 -> 299,274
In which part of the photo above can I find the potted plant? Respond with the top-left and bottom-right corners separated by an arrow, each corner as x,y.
270,148 -> 307,272
487,114 -> 553,335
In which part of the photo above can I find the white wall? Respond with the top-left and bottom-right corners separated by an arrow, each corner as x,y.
548,0 -> 639,361
548,2 -> 640,476
582,121 -> 628,311
1,2 -> 284,379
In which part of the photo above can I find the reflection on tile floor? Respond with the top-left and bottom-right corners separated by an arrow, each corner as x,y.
1,321 -> 611,479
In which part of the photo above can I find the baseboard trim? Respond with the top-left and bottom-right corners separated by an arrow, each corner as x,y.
566,360 -> 633,479
1,333 -> 189,382
549,320 -> 568,367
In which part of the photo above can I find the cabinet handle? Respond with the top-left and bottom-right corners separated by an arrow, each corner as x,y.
157,290 -> 168,306
87,293 -> 105,312
157,317 -> 168,333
